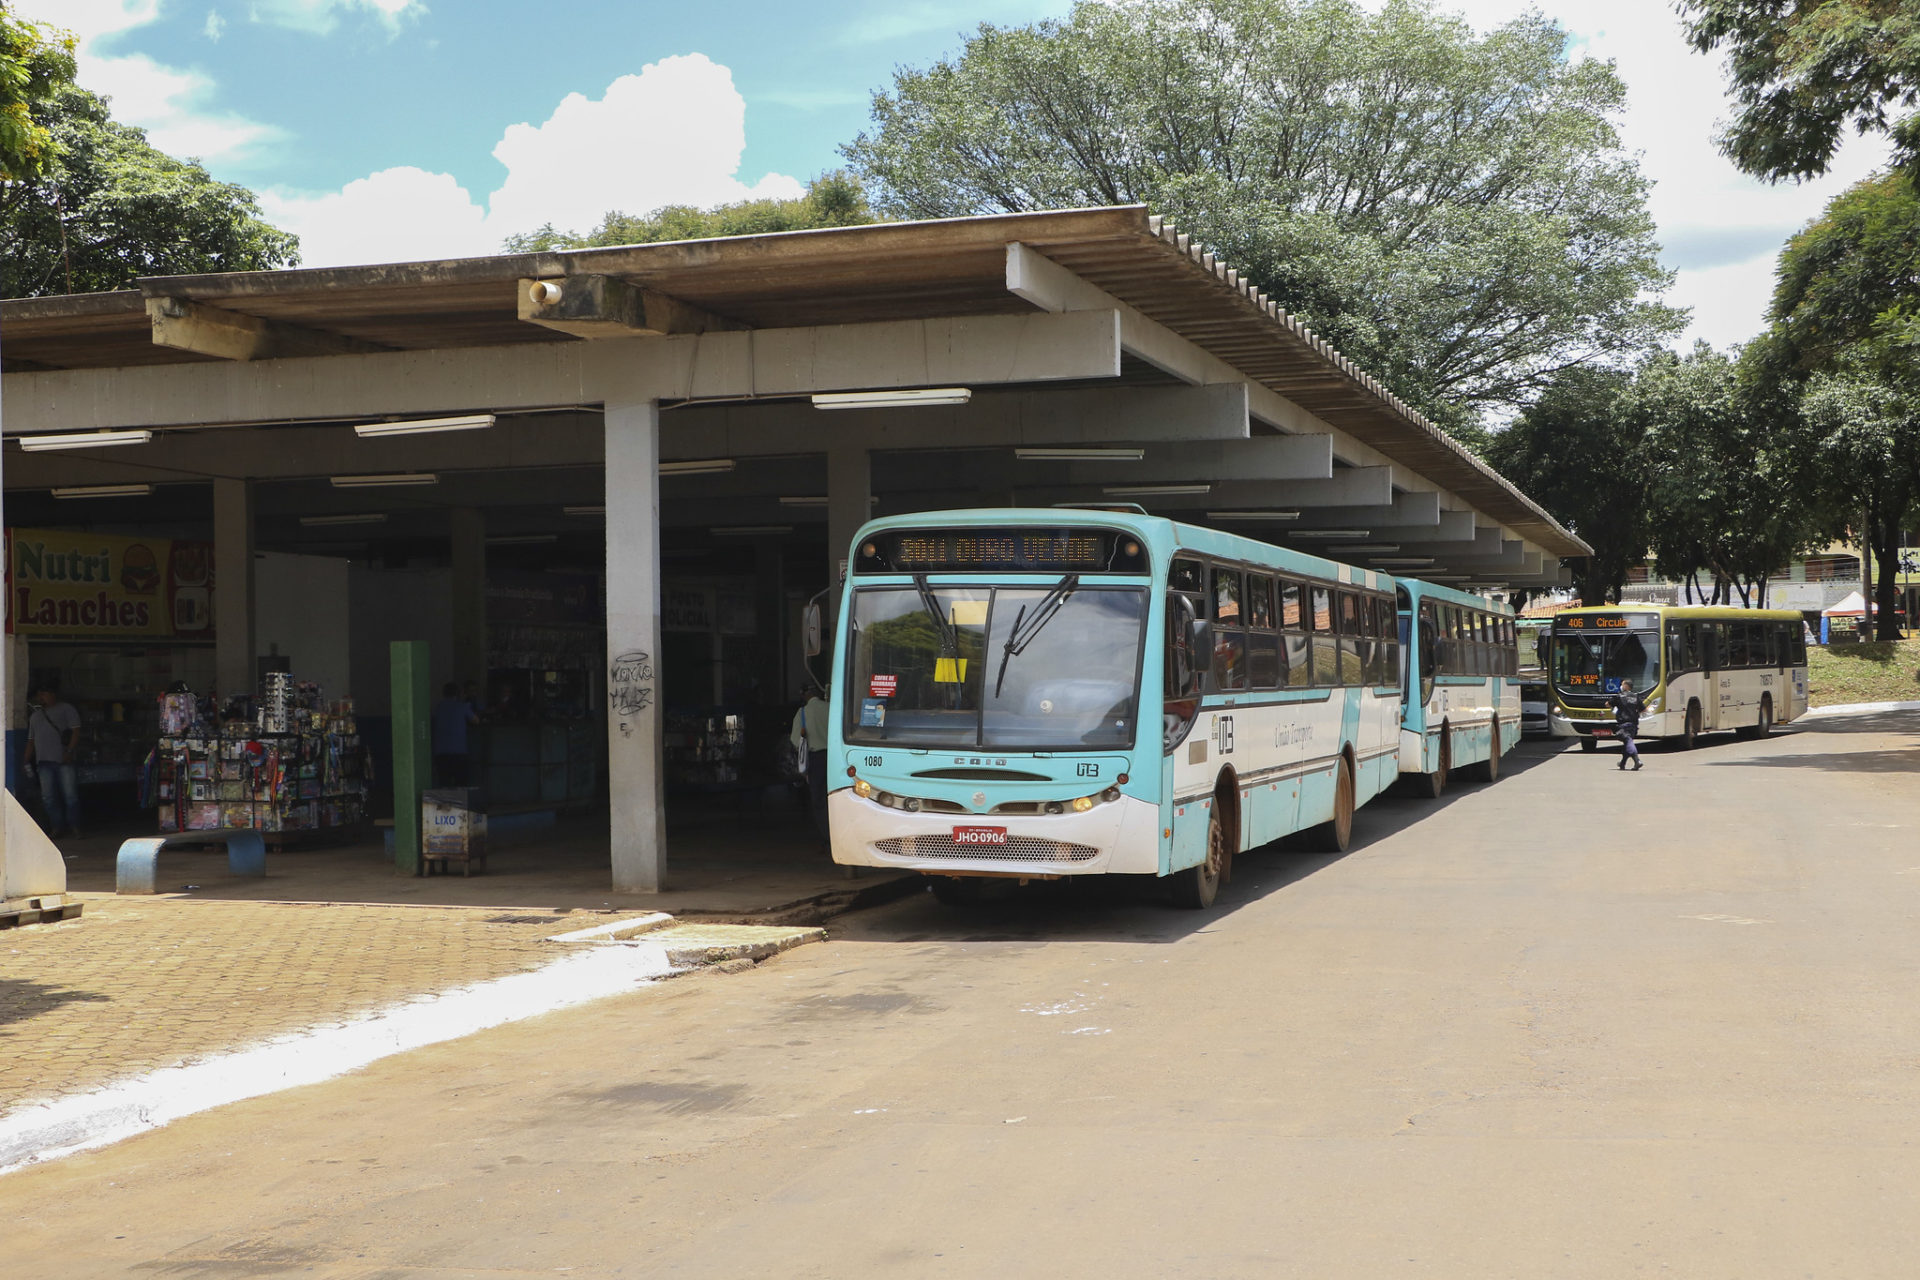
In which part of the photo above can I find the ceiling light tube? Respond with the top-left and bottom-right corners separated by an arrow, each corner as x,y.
1103,483 -> 1212,496
353,414 -> 496,438
1014,447 -> 1146,462
778,496 -> 829,507
51,483 -> 153,499
299,513 -> 389,527
1328,544 -> 1400,553
658,459 -> 737,475
19,429 -> 154,452
812,388 -> 972,410
1205,510 -> 1300,521
331,472 -> 438,488
1371,557 -> 1436,567
563,505 -> 605,516
1288,529 -> 1369,539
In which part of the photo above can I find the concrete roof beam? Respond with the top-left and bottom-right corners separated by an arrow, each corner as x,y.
144,295 -> 389,362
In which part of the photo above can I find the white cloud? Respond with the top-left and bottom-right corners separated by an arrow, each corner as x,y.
263,54 -> 806,268
204,9 -> 227,40
246,0 -> 424,36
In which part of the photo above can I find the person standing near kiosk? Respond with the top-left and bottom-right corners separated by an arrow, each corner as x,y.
25,687 -> 83,836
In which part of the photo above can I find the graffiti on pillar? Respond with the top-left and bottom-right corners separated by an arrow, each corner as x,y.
610,650 -> 654,738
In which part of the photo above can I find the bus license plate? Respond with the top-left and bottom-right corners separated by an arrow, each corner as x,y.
1592,727 -> 1614,737
953,826 -> 1008,846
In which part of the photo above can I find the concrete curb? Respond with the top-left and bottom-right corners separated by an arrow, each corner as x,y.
1805,700 -> 1920,717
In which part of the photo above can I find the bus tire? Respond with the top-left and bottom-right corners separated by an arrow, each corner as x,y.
1755,694 -> 1773,739
1683,702 -> 1701,750
1306,755 -> 1356,854
1481,729 -> 1501,783
1168,808 -> 1225,910
1422,727 -> 1451,797
1580,736 -> 1598,753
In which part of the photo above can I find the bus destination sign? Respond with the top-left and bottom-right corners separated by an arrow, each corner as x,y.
856,527 -> 1148,574
1557,613 -> 1656,631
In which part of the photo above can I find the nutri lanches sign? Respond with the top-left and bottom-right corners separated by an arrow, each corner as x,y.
5,528 -> 215,639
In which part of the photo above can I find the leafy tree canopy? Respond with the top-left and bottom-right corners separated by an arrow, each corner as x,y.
1680,0 -> 1920,182
841,0 -> 1683,439
502,171 -> 875,253
1,84 -> 299,297
0,4 -> 73,183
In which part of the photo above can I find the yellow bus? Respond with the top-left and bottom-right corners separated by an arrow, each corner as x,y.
1546,606 -> 1809,750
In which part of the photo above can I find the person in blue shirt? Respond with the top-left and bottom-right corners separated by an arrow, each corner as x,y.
432,682 -> 479,787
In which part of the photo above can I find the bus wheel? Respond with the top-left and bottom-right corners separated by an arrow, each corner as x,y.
1580,736 -> 1598,753
1683,703 -> 1700,750
1168,809 -> 1225,909
1755,695 -> 1773,739
1307,756 -> 1356,854
1423,729 -> 1451,797
1481,730 -> 1501,783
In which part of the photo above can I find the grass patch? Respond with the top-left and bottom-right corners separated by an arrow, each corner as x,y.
1807,638 -> 1920,707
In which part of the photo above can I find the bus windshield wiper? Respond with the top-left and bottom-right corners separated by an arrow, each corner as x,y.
994,573 -> 1079,697
912,574 -> 958,657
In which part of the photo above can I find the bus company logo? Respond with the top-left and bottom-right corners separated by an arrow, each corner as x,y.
952,826 -> 1008,846
951,757 -> 1008,766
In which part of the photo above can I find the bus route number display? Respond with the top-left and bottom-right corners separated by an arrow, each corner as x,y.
1559,613 -> 1655,631
857,527 -> 1145,574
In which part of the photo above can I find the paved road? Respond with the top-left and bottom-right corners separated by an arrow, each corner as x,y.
6,711 -> 1918,1278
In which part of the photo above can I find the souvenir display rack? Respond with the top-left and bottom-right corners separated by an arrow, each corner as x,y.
144,678 -> 370,841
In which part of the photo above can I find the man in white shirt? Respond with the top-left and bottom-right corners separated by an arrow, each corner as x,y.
26,688 -> 82,837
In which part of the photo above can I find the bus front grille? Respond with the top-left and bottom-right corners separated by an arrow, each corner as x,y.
873,835 -> 1100,864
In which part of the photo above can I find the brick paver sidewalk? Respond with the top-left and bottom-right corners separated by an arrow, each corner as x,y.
0,894 -> 817,1115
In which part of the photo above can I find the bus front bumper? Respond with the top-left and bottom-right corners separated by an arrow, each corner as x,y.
828,790 -> 1163,877
1549,710 -> 1673,740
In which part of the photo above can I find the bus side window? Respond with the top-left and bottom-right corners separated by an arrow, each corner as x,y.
1311,585 -> 1338,685
1171,558 -> 1206,597
1790,624 -> 1808,666
1247,575 -> 1280,688
1211,568 -> 1246,690
1336,590 -> 1364,685
1282,579 -> 1310,688
1419,602 -> 1440,681
1702,622 -> 1720,671
1666,624 -> 1685,675
1167,592 -> 1206,699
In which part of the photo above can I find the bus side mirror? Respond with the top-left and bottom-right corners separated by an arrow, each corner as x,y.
1190,617 -> 1215,694
802,599 -> 824,658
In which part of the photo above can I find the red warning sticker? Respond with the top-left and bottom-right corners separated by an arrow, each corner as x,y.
869,675 -> 899,698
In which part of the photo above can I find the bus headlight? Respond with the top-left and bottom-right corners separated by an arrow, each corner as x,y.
1071,795 -> 1095,813
1645,695 -> 1664,714
852,778 -> 872,799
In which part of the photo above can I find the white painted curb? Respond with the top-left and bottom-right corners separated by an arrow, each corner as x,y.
1804,700 -> 1920,717
0,940 -> 673,1175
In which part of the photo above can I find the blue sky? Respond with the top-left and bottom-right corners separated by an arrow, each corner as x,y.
23,0 -> 1894,349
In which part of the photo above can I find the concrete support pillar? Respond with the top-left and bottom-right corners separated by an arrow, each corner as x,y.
213,478 -> 255,702
604,398 -> 666,893
826,446 -> 871,630
449,507 -> 487,690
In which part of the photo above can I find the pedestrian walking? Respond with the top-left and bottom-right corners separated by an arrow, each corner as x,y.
25,687 -> 83,836
432,682 -> 479,787
1612,679 -> 1646,772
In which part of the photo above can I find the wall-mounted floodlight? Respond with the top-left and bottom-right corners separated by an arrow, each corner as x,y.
812,388 -> 971,410
563,505 -> 605,516
331,473 -> 438,488
354,414 -> 496,438
51,484 -> 153,499
1014,447 -> 1146,461
659,459 -> 736,475
1206,510 -> 1300,522
20,430 -> 154,452
1288,529 -> 1369,539
300,513 -> 389,527
1104,483 -> 1211,496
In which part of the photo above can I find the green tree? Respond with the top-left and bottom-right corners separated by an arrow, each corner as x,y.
1484,367 -> 1649,605
0,5 -> 73,182
1634,345 -> 1817,606
2,85 -> 298,297
503,171 -> 875,253
1679,0 -> 1920,181
841,0 -> 1682,439
1752,169 -> 1920,638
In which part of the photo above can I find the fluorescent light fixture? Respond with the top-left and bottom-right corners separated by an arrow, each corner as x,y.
563,505 -> 605,516
1014,447 -> 1146,462
1289,529 -> 1369,539
712,525 -> 793,536
19,429 -> 154,452
1328,544 -> 1400,553
1206,510 -> 1300,522
813,388 -> 971,410
299,513 -> 388,527
778,496 -> 829,507
353,414 -> 495,438
1371,557 -> 1436,567
1104,483 -> 1212,496
51,483 -> 153,499
331,472 -> 437,488
486,534 -> 559,546
659,458 -> 736,476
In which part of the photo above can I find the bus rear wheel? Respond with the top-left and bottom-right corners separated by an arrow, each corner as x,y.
1682,703 -> 1701,750
1307,756 -> 1356,854
1168,807 -> 1225,909
1747,695 -> 1773,740
1481,729 -> 1501,783
1422,729 -> 1451,797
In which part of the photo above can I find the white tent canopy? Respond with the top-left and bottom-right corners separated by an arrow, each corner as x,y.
1824,591 -> 1867,616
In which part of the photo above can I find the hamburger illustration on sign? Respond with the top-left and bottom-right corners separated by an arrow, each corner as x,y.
121,543 -> 160,593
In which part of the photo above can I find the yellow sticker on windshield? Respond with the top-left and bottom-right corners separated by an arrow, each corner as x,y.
934,657 -> 969,684
948,600 -> 988,626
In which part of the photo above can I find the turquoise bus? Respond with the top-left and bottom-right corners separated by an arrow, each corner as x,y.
1395,580 -> 1523,796
824,508 -> 1405,908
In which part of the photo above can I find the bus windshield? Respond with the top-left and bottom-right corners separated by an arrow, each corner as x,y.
1551,629 -> 1659,695
846,584 -> 1147,749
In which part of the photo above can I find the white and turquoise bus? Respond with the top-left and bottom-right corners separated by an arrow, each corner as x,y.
1396,580 -> 1523,796
824,508 -> 1404,908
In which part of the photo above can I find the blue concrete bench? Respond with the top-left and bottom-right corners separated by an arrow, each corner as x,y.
116,830 -> 267,895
